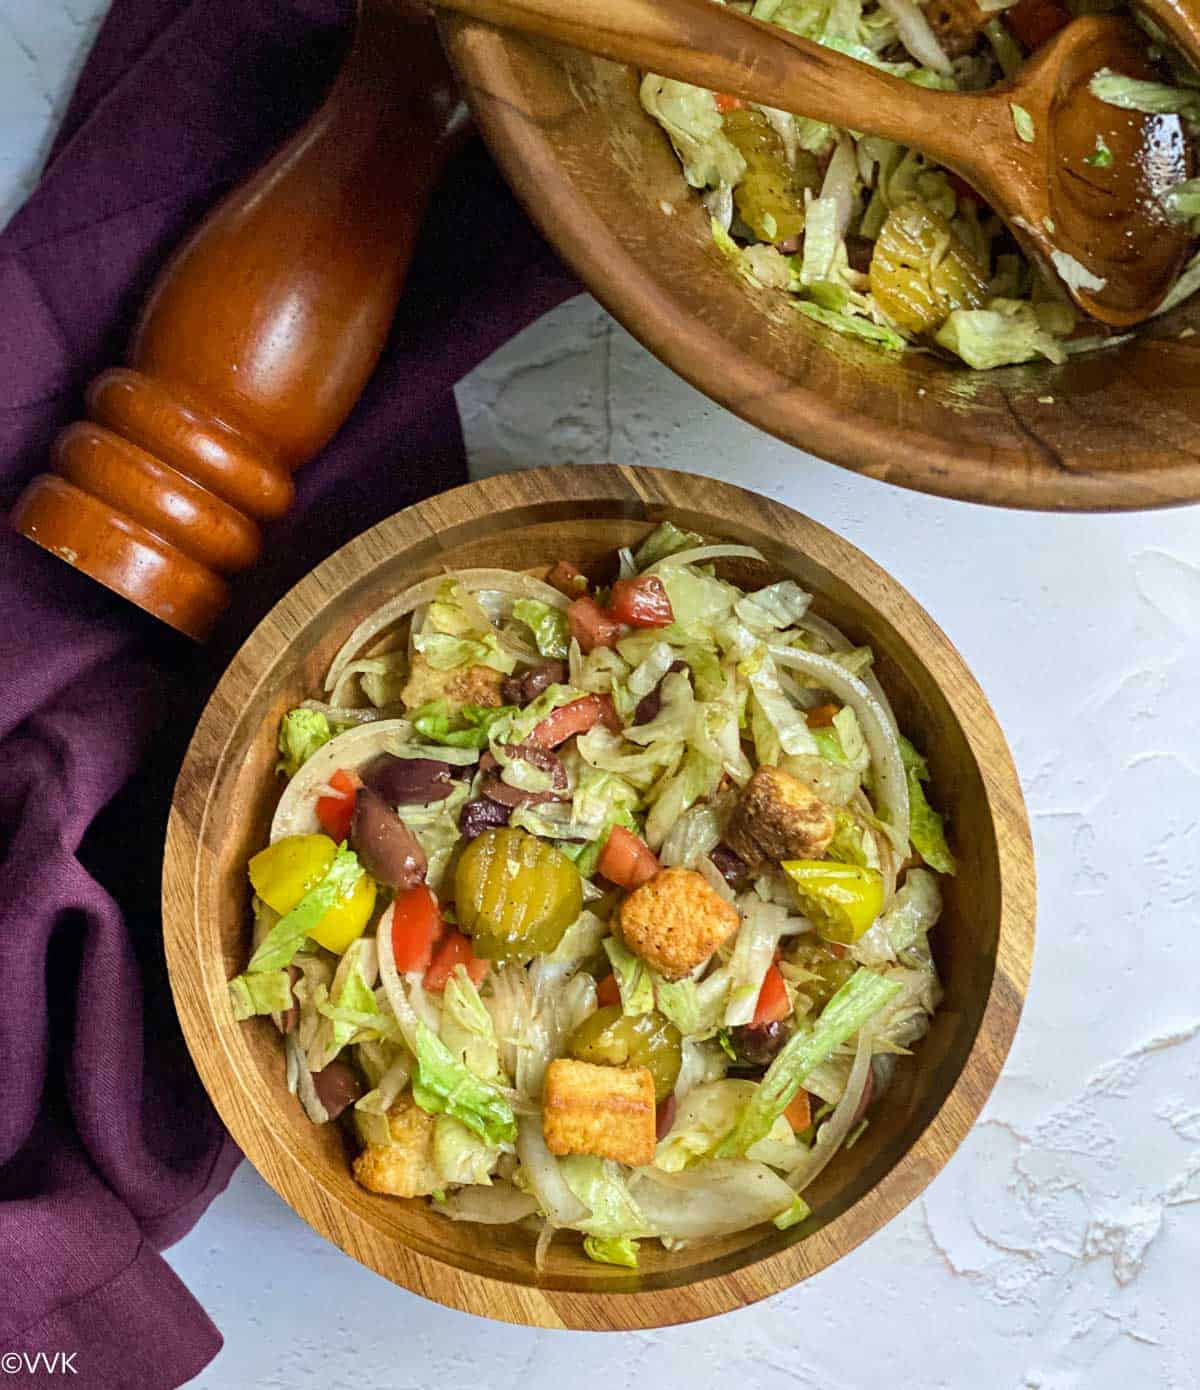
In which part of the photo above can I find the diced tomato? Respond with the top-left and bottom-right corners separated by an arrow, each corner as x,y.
827,941 -> 848,960
315,768 -> 358,843
804,702 -> 840,729
596,973 -> 622,1008
389,884 -> 444,973
714,93 -> 744,114
547,559 -> 589,599
423,928 -> 489,992
529,693 -> 620,748
567,595 -> 623,654
597,824 -> 661,891
607,575 -> 674,629
784,1089 -> 812,1133
752,961 -> 791,1027
1004,0 -> 1069,50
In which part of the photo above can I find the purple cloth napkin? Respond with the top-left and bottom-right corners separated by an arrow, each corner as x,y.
0,2 -> 578,1384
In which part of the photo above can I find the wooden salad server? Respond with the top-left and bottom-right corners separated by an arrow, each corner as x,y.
11,1 -> 467,641
1136,0 -> 1200,69
435,0 -> 1195,326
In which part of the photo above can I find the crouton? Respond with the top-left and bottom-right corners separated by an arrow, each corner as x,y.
400,653 -> 505,712
923,0 -> 989,57
352,1092 -> 439,1199
724,765 -> 835,868
542,1058 -> 656,1166
618,866 -> 740,980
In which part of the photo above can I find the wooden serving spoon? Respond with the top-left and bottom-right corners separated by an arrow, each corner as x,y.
1137,0 -> 1200,70
433,0 -> 1194,325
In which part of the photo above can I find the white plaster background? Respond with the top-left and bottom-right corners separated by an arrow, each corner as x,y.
3,5 -> 1200,1386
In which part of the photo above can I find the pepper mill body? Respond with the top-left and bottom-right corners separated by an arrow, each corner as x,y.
12,2 -> 466,640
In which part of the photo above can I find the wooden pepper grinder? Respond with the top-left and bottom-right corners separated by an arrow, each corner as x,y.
11,1 -> 467,640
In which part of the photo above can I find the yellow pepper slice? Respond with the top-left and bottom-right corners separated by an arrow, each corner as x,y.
248,833 -> 376,955
781,860 -> 885,945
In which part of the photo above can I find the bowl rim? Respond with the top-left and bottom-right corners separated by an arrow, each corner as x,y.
439,18 -> 1200,514
163,464 -> 1036,1328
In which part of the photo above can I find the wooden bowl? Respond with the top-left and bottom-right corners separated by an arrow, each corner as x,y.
163,465 -> 1035,1327
438,21 -> 1200,512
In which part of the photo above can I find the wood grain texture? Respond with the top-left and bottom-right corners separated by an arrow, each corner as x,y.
163,466 -> 1035,1328
432,0 -> 1190,325
10,2 -> 466,639
439,19 -> 1200,511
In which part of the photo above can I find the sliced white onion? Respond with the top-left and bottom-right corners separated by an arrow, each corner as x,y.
271,719 -> 475,841
629,1159 -> 796,1239
438,1183 -> 539,1225
769,646 -> 910,848
326,569 -> 570,695
878,0 -> 953,73
285,1033 -> 330,1125
646,544 -> 765,573
797,614 -> 899,734
787,1029 -> 872,1194
300,699 -> 391,725
516,1116 -> 589,1227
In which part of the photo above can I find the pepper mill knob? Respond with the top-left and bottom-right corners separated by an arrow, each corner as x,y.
11,1 -> 467,640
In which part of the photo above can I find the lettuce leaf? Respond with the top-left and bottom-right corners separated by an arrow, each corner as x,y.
228,969 -> 294,1021
638,76 -> 746,193
634,521 -> 705,569
560,1156 -> 649,1238
413,630 -> 516,674
513,598 -> 570,660
604,936 -> 655,1015
433,1115 -> 500,1186
441,965 -> 502,1081
715,969 -> 903,1156
413,700 -> 517,749
899,736 -> 956,874
276,708 -> 331,778
935,299 -> 1066,369
796,299 -> 906,350
410,1021 -> 517,1145
583,1235 -> 640,1268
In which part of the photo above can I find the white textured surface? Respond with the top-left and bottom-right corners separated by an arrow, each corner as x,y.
4,6 -> 1200,1387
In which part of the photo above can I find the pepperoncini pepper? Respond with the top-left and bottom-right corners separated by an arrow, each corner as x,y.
781,859 -> 885,945
248,833 -> 376,954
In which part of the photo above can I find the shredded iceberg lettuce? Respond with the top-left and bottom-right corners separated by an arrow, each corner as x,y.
276,708 -> 331,778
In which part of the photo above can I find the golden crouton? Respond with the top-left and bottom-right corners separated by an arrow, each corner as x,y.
724,765 -> 835,868
542,1059 -> 656,1167
352,1092 -> 439,1199
618,866 -> 740,980
400,653 -> 505,712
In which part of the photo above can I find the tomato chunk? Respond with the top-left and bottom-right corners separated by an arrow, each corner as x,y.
424,927 -> 489,992
529,693 -> 620,748
315,768 -> 358,844
714,93 -> 745,114
390,884 -> 444,973
752,961 -> 791,1027
597,824 -> 661,891
547,559 -> 589,599
784,1089 -> 812,1133
607,575 -> 674,628
567,595 -> 623,654
595,973 -> 622,1008
1005,0 -> 1070,49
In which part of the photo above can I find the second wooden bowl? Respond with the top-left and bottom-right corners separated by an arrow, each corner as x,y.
163,465 -> 1035,1327
439,21 -> 1200,511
